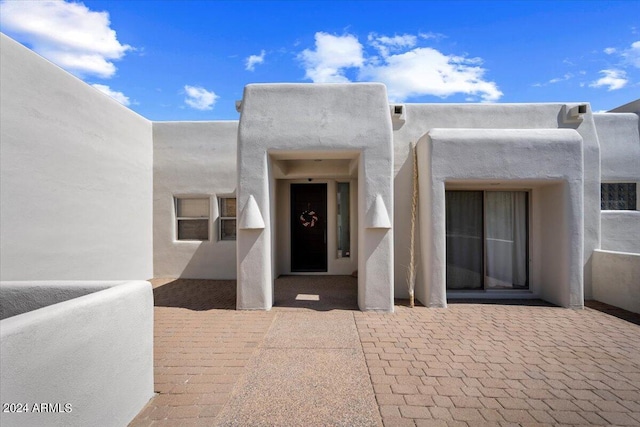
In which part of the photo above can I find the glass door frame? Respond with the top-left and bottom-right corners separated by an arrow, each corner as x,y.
445,189 -> 530,291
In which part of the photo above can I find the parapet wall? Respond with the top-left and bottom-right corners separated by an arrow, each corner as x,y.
601,211 -> 640,254
0,280 -> 122,319
0,281 -> 154,427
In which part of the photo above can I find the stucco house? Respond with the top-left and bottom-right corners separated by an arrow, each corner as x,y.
1,32 -> 639,313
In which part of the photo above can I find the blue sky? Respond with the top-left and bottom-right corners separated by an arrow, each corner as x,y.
1,0 -> 638,120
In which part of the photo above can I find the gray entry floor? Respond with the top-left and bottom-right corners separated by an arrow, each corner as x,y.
215,311 -> 380,426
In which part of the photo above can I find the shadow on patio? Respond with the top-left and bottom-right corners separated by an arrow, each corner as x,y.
150,275 -> 359,311
448,298 -> 557,307
273,275 -> 358,311
586,299 -> 640,326
151,278 -> 236,310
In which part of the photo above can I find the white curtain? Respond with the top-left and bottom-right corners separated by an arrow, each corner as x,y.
485,192 -> 527,289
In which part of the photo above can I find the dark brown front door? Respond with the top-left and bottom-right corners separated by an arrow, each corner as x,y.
291,183 -> 327,272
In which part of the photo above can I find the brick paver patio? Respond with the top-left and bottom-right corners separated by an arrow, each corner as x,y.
130,278 -> 640,426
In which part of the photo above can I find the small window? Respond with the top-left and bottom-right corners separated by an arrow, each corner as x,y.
176,197 -> 210,241
601,183 -> 637,210
337,183 -> 350,258
219,197 -> 237,241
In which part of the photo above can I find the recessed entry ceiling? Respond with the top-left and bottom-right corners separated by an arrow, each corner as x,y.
270,152 -> 359,179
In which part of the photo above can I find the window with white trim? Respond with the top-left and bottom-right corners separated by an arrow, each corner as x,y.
219,197 -> 236,241
601,183 -> 637,210
175,197 -> 210,241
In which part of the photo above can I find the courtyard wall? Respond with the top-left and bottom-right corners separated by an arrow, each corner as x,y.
0,34 -> 153,280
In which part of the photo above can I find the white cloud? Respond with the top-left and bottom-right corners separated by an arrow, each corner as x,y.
534,73 -> 574,86
598,40 -> 640,71
91,84 -> 130,106
245,50 -> 266,71
298,32 -> 502,102
184,85 -> 218,110
369,33 -> 417,57
298,32 -> 364,82
419,32 -> 445,41
360,47 -> 502,102
0,0 -> 131,78
590,69 -> 628,91
622,40 -> 640,68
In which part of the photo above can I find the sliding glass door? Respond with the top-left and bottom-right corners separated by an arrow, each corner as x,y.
446,191 -> 528,290
446,191 -> 484,289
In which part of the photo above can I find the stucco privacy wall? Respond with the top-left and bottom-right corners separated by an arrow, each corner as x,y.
0,34 -> 153,280
238,83 -> 394,311
594,113 -> 640,182
0,281 -> 154,427
417,129 -> 584,308
392,104 -> 599,299
153,121 -> 238,278
592,250 -> 640,314
601,212 -> 640,253
593,112 -> 640,254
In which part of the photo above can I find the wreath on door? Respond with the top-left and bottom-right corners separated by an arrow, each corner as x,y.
299,209 -> 319,227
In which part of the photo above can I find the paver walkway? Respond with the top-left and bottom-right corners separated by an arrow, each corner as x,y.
130,278 -> 640,426
357,302 -> 640,426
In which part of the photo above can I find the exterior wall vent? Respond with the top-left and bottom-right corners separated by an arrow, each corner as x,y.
569,104 -> 588,118
563,103 -> 589,124
390,104 -> 406,123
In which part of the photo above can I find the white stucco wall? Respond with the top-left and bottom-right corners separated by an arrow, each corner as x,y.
601,211 -> 640,253
417,128 -> 584,308
237,83 -> 394,311
153,121 -> 238,278
537,183 -> 574,307
393,103 -> 600,299
0,34 -> 153,280
0,280 -> 154,427
592,250 -> 640,314
594,112 -> 640,255
594,112 -> 640,182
